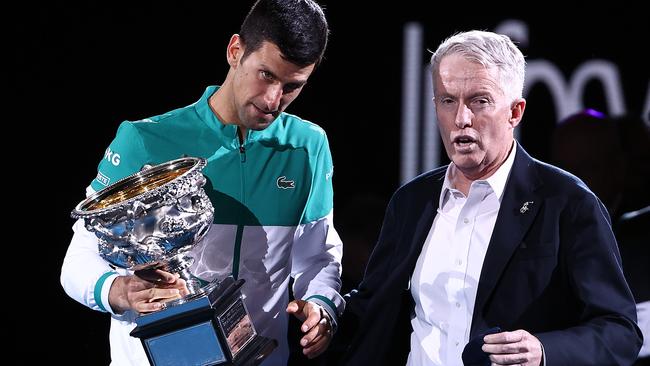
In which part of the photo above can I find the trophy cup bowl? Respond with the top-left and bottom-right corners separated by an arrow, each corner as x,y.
71,157 -> 276,365
71,156 -> 214,296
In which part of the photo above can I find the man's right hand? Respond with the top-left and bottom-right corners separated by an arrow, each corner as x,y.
482,329 -> 543,366
108,269 -> 189,314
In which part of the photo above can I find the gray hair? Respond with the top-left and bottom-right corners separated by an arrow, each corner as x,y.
430,30 -> 526,103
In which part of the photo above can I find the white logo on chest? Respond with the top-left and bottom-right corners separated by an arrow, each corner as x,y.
104,148 -> 121,166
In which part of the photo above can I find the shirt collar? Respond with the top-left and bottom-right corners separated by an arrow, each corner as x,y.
439,140 -> 518,206
194,85 -> 254,150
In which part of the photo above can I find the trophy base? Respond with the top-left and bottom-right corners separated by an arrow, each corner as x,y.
229,334 -> 277,366
130,276 -> 276,366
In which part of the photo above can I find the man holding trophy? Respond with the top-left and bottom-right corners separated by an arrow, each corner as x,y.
61,0 -> 343,365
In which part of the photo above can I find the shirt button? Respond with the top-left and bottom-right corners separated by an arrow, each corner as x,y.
463,218 -> 469,224
455,302 -> 461,308
455,341 -> 460,346
456,259 -> 463,266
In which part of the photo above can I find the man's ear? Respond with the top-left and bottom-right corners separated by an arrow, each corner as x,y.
226,34 -> 244,68
510,98 -> 526,128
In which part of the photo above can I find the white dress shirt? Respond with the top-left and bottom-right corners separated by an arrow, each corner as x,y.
407,144 -> 517,366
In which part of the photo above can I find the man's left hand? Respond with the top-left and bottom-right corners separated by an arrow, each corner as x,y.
482,329 -> 543,365
286,299 -> 333,359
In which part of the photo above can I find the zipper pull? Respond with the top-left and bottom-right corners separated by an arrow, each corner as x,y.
239,145 -> 246,163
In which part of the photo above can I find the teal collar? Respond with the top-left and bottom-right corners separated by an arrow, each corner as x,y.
194,85 -> 283,149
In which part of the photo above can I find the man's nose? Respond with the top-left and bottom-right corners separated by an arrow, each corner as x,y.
455,104 -> 473,128
262,84 -> 282,112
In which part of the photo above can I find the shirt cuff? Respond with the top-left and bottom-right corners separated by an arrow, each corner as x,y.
95,271 -> 119,315
305,295 -> 339,333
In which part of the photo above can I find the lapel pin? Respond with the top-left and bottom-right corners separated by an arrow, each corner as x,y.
520,201 -> 534,214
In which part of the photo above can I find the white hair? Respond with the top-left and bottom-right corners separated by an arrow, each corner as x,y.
430,30 -> 526,103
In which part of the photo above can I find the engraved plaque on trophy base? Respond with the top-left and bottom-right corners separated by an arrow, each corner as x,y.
130,276 -> 277,366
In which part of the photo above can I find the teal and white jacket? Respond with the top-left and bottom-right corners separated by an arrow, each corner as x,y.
61,86 -> 344,366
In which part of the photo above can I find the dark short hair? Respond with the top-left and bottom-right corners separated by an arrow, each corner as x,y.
239,0 -> 329,67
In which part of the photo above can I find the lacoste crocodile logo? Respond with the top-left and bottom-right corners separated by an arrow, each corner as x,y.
277,176 -> 295,189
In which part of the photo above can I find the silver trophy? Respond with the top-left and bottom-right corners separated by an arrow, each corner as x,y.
72,157 -> 214,294
71,157 -> 275,366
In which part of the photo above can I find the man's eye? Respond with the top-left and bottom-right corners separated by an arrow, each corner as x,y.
283,84 -> 301,93
261,71 -> 273,80
473,98 -> 490,105
467,99 -> 492,112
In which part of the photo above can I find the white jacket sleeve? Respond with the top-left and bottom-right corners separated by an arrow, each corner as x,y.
60,187 -> 123,316
289,130 -> 345,326
291,210 -> 345,327
62,123 -> 149,317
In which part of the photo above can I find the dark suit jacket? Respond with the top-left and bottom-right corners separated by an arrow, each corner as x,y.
334,144 -> 642,365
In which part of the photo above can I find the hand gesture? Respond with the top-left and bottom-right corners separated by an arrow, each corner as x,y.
286,299 -> 333,359
482,329 -> 543,366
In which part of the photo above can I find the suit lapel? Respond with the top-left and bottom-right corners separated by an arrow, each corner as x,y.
404,173 -> 445,288
411,174 -> 446,258
471,145 -> 543,334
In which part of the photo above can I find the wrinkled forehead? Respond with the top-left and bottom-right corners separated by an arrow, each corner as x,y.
434,54 -> 501,93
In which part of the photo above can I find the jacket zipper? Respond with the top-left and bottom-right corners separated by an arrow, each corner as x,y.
232,136 -> 247,279
239,145 -> 246,163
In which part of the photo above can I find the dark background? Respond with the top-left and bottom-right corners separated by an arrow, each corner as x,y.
11,1 -> 648,363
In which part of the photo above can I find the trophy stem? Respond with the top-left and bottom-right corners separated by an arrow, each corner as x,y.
179,268 -> 203,295
166,254 -> 201,294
